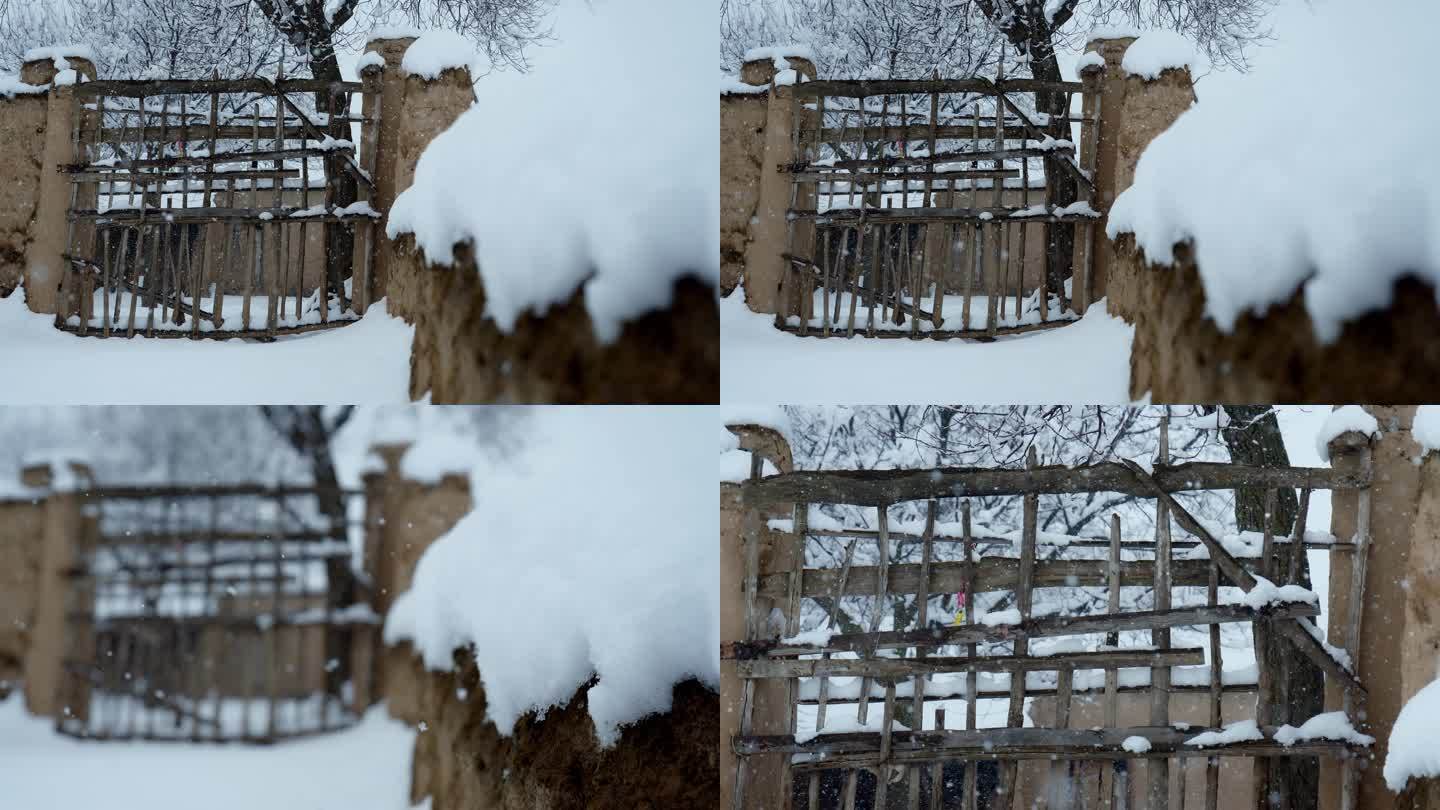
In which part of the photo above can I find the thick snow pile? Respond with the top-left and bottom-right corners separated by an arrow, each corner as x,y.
399,30 -> 482,80
0,73 -> 48,98
1239,576 -> 1319,611
1185,719 -> 1263,748
22,44 -> 97,69
387,0 -> 717,344
1274,711 -> 1372,748
399,434 -> 481,484
1414,406 -> 1440,456
1315,405 -> 1379,461
384,407 -> 716,746
722,405 -> 792,440
1122,735 -> 1151,754
1107,0 -> 1440,341
1118,30 -> 1199,80
1385,676 -> 1440,791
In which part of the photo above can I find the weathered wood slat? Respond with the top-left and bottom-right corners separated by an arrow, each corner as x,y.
737,725 -> 1362,759
794,77 -> 1084,98
74,78 -> 360,97
738,602 -> 1320,658
737,646 -> 1205,678
743,460 -> 1365,506
758,556 -> 1259,600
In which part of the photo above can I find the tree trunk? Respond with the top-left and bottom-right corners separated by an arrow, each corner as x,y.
1220,405 -> 1321,810
1024,42 -> 1076,303
307,51 -> 357,310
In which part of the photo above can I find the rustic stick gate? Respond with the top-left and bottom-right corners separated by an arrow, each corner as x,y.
55,485 -> 374,743
728,430 -> 1375,809
777,70 -> 1100,340
56,74 -> 380,340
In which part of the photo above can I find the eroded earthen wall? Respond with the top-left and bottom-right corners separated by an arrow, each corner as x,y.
1110,240 -> 1440,401
388,238 -> 718,403
0,498 -> 46,696
0,94 -> 48,299
391,649 -> 717,810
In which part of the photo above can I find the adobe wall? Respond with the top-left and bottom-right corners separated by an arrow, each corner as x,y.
362,40 -> 717,403
359,442 -> 474,714
389,237 -> 718,403
1322,407 -> 1429,809
397,647 -> 718,810
1110,239 -> 1440,401
1090,37 -> 1440,401
369,443 -> 719,808
0,53 -> 98,308
0,493 -> 46,697
0,91 -> 48,299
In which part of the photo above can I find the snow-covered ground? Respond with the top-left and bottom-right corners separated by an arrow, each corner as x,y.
0,292 -> 413,404
0,693 -> 417,810
721,291 -> 1134,403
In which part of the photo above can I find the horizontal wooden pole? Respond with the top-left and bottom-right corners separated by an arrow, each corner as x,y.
785,145 -> 1072,174
68,207 -> 375,225
734,602 -> 1320,658
739,725 -> 1361,763
796,679 -> 1260,706
759,557 -> 1241,599
86,125 -> 317,142
798,207 -> 1098,226
63,146 -> 351,172
776,318 -> 1074,341
796,168 -> 1022,185
74,78 -> 360,97
742,460 -> 1365,506
737,647 -> 1205,679
793,78 -> 1085,98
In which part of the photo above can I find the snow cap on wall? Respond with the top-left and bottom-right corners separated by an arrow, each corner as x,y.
383,406 -> 717,746
1119,30 -> 1199,80
22,44 -> 97,70
385,0 -> 718,344
1314,405 -> 1379,462
399,29 -> 484,80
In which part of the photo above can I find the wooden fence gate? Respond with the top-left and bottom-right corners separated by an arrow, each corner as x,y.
57,75 -> 380,339
54,484 -> 375,743
729,433 -> 1376,809
777,72 -> 1100,339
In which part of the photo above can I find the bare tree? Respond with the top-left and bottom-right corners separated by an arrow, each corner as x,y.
258,405 -> 357,695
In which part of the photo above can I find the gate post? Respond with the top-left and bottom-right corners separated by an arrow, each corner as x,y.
722,422 -> 795,810
733,51 -> 816,317
1322,406 -> 1417,810
20,455 -> 93,719
22,50 -> 97,315
1075,36 -> 1193,315
360,440 -> 473,718
355,35 -> 416,312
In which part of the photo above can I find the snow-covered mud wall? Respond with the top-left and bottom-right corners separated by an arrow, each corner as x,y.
367,1 -> 718,404
0,51 -> 97,306
1099,3 -> 1440,402
0,480 -> 46,698
373,409 -> 719,808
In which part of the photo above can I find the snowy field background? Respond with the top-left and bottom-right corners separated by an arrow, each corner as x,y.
722,292 -> 1134,403
0,696 -> 417,810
